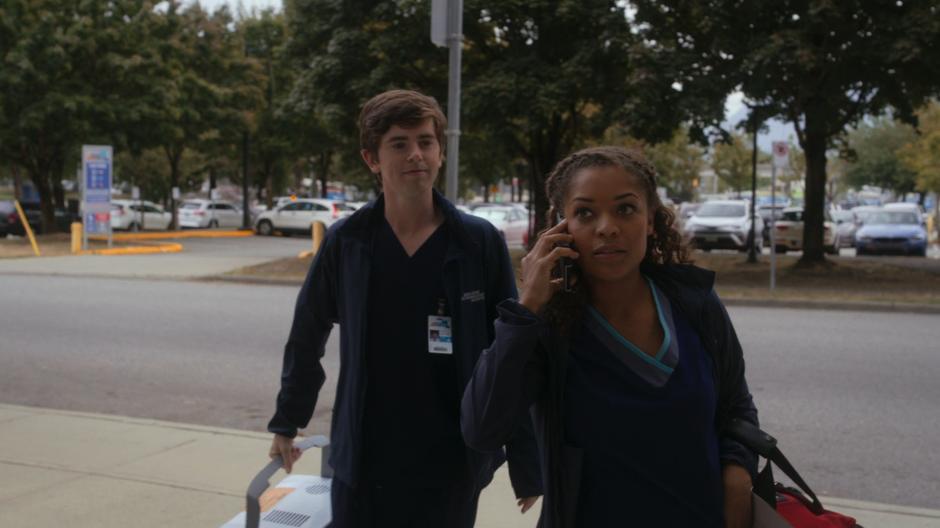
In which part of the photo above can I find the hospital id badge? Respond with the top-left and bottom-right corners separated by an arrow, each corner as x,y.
428,315 -> 453,355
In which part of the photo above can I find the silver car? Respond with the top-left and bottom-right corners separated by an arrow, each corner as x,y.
683,200 -> 764,252
178,199 -> 244,229
254,198 -> 353,236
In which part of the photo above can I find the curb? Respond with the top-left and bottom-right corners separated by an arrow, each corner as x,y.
200,275 -> 304,287
721,296 -> 940,314
0,403 -> 269,440
80,242 -> 183,256
823,496 -> 940,521
90,229 -> 254,241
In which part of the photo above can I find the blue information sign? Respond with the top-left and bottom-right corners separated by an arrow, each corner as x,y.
81,145 -> 113,236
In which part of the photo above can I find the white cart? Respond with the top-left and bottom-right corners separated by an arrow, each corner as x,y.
221,436 -> 333,528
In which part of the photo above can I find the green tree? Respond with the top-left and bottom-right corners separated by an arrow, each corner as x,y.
899,102 -> 940,234
0,0 -> 165,231
637,128 -> 704,203
150,2 -> 262,228
240,9 -> 295,206
711,134 -> 754,198
781,141 -> 806,199
284,0 -> 724,235
844,116 -> 919,199
632,1 -> 940,263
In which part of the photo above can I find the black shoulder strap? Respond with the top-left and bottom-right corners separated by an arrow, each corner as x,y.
725,418 -> 825,515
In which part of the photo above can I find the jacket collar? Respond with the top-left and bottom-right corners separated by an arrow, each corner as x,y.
338,189 -> 477,258
641,261 -> 716,319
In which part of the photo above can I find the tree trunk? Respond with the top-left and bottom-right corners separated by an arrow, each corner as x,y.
318,152 -> 331,199
30,171 -> 55,235
529,153 -> 551,238
167,148 -> 182,230
12,165 -> 23,201
483,184 -> 489,203
265,172 -> 274,209
208,167 -> 217,200
799,119 -> 828,264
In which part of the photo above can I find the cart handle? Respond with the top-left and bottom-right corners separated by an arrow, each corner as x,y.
245,435 -> 331,528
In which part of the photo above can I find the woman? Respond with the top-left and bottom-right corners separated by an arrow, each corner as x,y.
461,146 -> 759,527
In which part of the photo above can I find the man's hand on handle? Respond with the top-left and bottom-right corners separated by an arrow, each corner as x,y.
517,496 -> 540,514
269,434 -> 303,474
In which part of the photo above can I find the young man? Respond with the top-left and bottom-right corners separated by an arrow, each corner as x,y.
267,90 -> 541,527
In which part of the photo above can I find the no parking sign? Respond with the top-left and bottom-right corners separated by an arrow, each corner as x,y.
772,141 -> 790,169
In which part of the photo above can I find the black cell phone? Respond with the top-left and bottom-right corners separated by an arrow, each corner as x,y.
554,213 -> 574,292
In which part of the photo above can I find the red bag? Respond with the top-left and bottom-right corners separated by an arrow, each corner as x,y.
774,485 -> 858,528
726,419 -> 862,528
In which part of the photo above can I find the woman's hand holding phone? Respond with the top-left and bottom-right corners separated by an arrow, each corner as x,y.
519,219 -> 579,314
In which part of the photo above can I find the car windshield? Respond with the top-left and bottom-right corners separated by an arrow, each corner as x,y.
474,209 -> 510,221
781,210 -> 803,222
696,203 -> 746,218
866,212 -> 920,225
831,211 -> 854,222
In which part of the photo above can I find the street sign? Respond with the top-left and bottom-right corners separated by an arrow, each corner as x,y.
132,186 -> 140,200
772,141 -> 790,169
81,145 -> 112,238
430,0 -> 448,47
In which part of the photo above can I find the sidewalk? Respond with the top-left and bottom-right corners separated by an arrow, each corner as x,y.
2,404 -> 939,527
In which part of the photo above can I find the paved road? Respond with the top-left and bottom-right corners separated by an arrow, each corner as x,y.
1,275 -> 938,509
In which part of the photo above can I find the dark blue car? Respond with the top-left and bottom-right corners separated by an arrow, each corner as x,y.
855,211 -> 928,257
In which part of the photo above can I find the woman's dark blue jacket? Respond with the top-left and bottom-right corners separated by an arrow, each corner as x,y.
461,262 -> 759,528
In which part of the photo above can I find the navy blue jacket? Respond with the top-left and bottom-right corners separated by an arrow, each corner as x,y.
268,191 -> 542,499
461,262 -> 759,528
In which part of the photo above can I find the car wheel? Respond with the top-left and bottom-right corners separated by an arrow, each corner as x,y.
208,219 -> 219,229
128,222 -> 140,232
775,246 -> 787,254
826,245 -> 838,255
256,220 -> 274,236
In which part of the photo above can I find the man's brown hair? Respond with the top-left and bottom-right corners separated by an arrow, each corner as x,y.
358,90 -> 447,156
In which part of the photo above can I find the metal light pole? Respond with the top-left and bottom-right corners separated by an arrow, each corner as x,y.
432,0 -> 463,202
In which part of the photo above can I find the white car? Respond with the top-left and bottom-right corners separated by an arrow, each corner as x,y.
178,199 -> 243,229
254,198 -> 353,236
470,205 -> 528,248
110,200 -> 172,231
772,207 -> 839,254
683,200 -> 764,252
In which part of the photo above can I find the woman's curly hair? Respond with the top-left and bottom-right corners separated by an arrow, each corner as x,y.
538,146 -> 692,334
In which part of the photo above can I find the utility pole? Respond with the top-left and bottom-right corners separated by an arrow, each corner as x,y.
242,131 -> 250,229
747,113 -> 759,263
431,0 -> 463,202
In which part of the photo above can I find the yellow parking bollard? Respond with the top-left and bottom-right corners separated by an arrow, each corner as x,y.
71,222 -> 83,253
13,200 -> 40,257
311,221 -> 326,256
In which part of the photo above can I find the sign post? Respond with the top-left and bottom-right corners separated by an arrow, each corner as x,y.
81,145 -> 113,250
770,141 -> 790,290
431,0 -> 463,202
